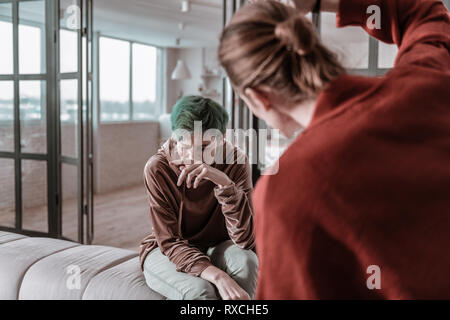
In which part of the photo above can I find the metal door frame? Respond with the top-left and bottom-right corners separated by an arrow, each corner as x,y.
0,0 -> 94,244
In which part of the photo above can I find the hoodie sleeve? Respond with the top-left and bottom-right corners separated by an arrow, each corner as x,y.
144,160 -> 213,276
214,156 -> 255,250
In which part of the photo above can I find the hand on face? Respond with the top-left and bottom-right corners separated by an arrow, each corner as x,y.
170,160 -> 233,189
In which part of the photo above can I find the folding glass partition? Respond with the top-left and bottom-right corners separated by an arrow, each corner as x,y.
0,0 -> 94,244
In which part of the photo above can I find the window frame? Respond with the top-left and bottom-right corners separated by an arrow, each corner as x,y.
317,13 -> 396,77
97,34 -> 163,124
0,6 -> 47,125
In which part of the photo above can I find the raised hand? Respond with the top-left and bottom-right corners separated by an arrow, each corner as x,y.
170,160 -> 233,189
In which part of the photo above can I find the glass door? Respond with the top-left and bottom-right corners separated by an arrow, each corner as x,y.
0,0 -> 93,244
0,0 -> 52,236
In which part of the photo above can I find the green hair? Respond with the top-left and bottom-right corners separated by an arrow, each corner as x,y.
171,95 -> 229,134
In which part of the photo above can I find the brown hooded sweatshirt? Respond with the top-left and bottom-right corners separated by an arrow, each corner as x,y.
139,139 -> 255,276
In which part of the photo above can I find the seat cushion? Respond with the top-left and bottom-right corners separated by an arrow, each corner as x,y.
0,236 -> 79,300
0,231 -> 28,245
0,231 -> 165,300
19,245 -> 152,299
82,256 -> 165,300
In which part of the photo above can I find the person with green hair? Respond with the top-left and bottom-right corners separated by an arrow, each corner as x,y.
139,95 -> 258,300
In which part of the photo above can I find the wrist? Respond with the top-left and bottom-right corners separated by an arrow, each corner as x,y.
200,265 -> 228,284
217,177 -> 233,189
212,270 -> 229,284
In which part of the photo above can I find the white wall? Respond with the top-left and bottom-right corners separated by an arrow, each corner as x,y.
94,121 -> 160,194
165,47 -> 223,114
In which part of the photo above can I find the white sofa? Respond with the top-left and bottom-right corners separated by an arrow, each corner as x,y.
0,231 -> 165,300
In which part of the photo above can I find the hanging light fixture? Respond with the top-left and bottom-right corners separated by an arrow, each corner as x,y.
181,0 -> 190,12
171,60 -> 191,80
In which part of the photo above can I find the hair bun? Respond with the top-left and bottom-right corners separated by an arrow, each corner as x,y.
274,15 -> 315,56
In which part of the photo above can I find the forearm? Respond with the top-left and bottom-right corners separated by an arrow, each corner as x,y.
215,184 -> 255,249
159,239 -> 213,276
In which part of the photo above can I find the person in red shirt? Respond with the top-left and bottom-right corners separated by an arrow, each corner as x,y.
219,0 -> 450,299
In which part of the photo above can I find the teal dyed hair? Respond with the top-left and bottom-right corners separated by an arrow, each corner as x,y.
170,95 -> 229,134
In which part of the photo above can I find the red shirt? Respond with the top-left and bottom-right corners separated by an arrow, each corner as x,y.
253,0 -> 450,299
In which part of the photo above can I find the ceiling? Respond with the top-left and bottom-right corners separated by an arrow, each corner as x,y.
93,0 -> 223,48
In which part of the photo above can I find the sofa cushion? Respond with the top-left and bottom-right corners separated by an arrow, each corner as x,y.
19,245 -> 163,299
0,231 -> 165,300
0,231 -> 28,245
82,257 -> 165,300
0,235 -> 79,300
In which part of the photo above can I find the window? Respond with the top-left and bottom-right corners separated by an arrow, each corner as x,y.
99,37 -> 130,121
0,20 -> 13,74
20,80 -> 47,154
378,41 -> 398,69
0,81 -> 14,152
321,12 -> 369,70
132,43 -> 157,120
19,0 -> 46,74
99,36 -> 160,122
320,11 -> 399,74
60,29 -> 78,73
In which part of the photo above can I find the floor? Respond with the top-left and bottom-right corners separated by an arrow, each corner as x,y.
0,183 -> 152,252
90,184 -> 151,251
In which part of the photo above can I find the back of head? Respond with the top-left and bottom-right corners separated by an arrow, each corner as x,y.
219,0 -> 344,103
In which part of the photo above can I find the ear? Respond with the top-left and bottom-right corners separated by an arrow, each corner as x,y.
244,87 -> 271,112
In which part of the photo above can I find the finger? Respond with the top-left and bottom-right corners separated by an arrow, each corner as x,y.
230,289 -> 241,300
193,167 -> 208,189
241,292 -> 251,300
186,165 -> 204,188
177,164 -> 200,186
219,288 -> 231,300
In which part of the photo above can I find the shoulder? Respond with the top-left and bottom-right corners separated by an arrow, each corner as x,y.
143,150 -> 172,186
144,153 -> 165,175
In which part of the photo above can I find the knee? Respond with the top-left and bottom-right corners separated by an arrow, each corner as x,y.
226,247 -> 259,277
182,279 -> 218,300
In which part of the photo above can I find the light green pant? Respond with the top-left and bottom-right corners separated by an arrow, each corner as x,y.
143,240 -> 258,300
